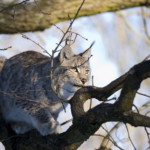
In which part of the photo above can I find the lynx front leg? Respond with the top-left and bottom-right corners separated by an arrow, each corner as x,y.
31,107 -> 62,136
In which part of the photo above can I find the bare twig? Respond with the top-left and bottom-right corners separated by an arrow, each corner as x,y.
53,0 -> 86,52
11,5 -> 16,19
100,125 -> 123,150
70,31 -> 88,41
53,24 -> 65,34
61,119 -> 72,126
34,0 -> 51,15
141,7 -> 150,40
0,0 -> 30,13
133,104 -> 150,149
0,90 -> 47,106
52,25 -> 88,42
100,123 -> 121,148
137,92 -> 150,98
21,33 -> 51,56
0,46 -> 12,51
95,133 -> 123,150
101,126 -> 115,146
117,12 -> 150,45
145,111 -> 150,150
124,124 -> 136,150
89,75 -> 94,109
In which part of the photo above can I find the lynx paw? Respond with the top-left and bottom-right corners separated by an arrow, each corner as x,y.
37,118 -> 62,136
54,124 -> 62,134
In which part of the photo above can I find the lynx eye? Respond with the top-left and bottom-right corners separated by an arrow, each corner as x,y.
71,68 -> 78,73
85,70 -> 90,75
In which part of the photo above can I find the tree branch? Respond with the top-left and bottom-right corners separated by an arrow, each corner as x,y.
114,60 -> 150,111
0,0 -> 150,33
0,59 -> 150,150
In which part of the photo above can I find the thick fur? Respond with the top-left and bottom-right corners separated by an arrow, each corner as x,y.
0,45 -> 91,136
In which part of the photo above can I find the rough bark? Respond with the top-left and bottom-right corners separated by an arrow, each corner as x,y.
0,60 -> 150,150
0,0 -> 149,33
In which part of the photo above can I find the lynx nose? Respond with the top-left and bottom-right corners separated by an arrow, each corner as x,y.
81,78 -> 87,84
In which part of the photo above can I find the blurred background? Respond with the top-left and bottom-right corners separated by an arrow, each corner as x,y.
0,6 -> 150,150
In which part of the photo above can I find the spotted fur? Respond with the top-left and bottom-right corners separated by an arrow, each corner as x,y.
0,44 -> 92,136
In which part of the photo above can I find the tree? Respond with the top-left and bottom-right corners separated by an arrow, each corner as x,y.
0,0 -> 149,33
0,0 -> 150,150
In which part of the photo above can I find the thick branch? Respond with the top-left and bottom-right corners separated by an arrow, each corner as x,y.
0,0 -> 149,33
114,60 -> 150,111
0,60 -> 150,150
122,111 -> 150,127
71,71 -> 128,119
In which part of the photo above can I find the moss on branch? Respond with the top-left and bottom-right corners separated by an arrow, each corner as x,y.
0,0 -> 149,33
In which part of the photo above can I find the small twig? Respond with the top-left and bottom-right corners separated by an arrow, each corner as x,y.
61,119 -> 72,126
70,31 -> 88,41
117,12 -> 150,45
89,75 -> 94,109
93,134 -> 106,138
72,33 -> 78,45
141,7 -> 150,40
0,90 -> 45,105
137,92 -> 150,98
53,24 -> 65,34
107,97 -> 117,101
124,124 -> 137,150
21,33 -> 51,56
100,123 -> 122,149
100,125 -> 123,150
101,126 -> 115,145
11,5 -> 16,19
34,0 -> 51,15
53,25 -> 88,42
0,46 -> 12,51
133,104 -> 150,149
145,111 -> 150,149
95,133 -> 123,150
0,0 -> 30,13
144,126 -> 150,150
53,0 -> 86,52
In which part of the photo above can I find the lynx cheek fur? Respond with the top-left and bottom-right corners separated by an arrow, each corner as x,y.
0,44 -> 92,136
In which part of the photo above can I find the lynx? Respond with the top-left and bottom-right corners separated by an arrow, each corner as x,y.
0,44 -> 93,136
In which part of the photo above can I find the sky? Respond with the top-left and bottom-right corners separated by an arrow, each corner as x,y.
0,142 -> 5,150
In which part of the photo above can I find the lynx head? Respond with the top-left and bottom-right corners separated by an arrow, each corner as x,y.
53,43 -> 94,100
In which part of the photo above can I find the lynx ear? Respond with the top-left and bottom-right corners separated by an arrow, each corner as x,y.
81,41 -> 95,58
59,45 -> 74,63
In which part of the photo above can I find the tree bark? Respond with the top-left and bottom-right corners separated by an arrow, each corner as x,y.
1,60 -> 150,150
0,0 -> 149,33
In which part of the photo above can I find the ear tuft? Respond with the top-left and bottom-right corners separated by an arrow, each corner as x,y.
59,45 -> 74,63
81,41 -> 95,58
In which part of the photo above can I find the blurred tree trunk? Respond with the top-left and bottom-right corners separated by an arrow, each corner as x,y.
0,0 -> 149,33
